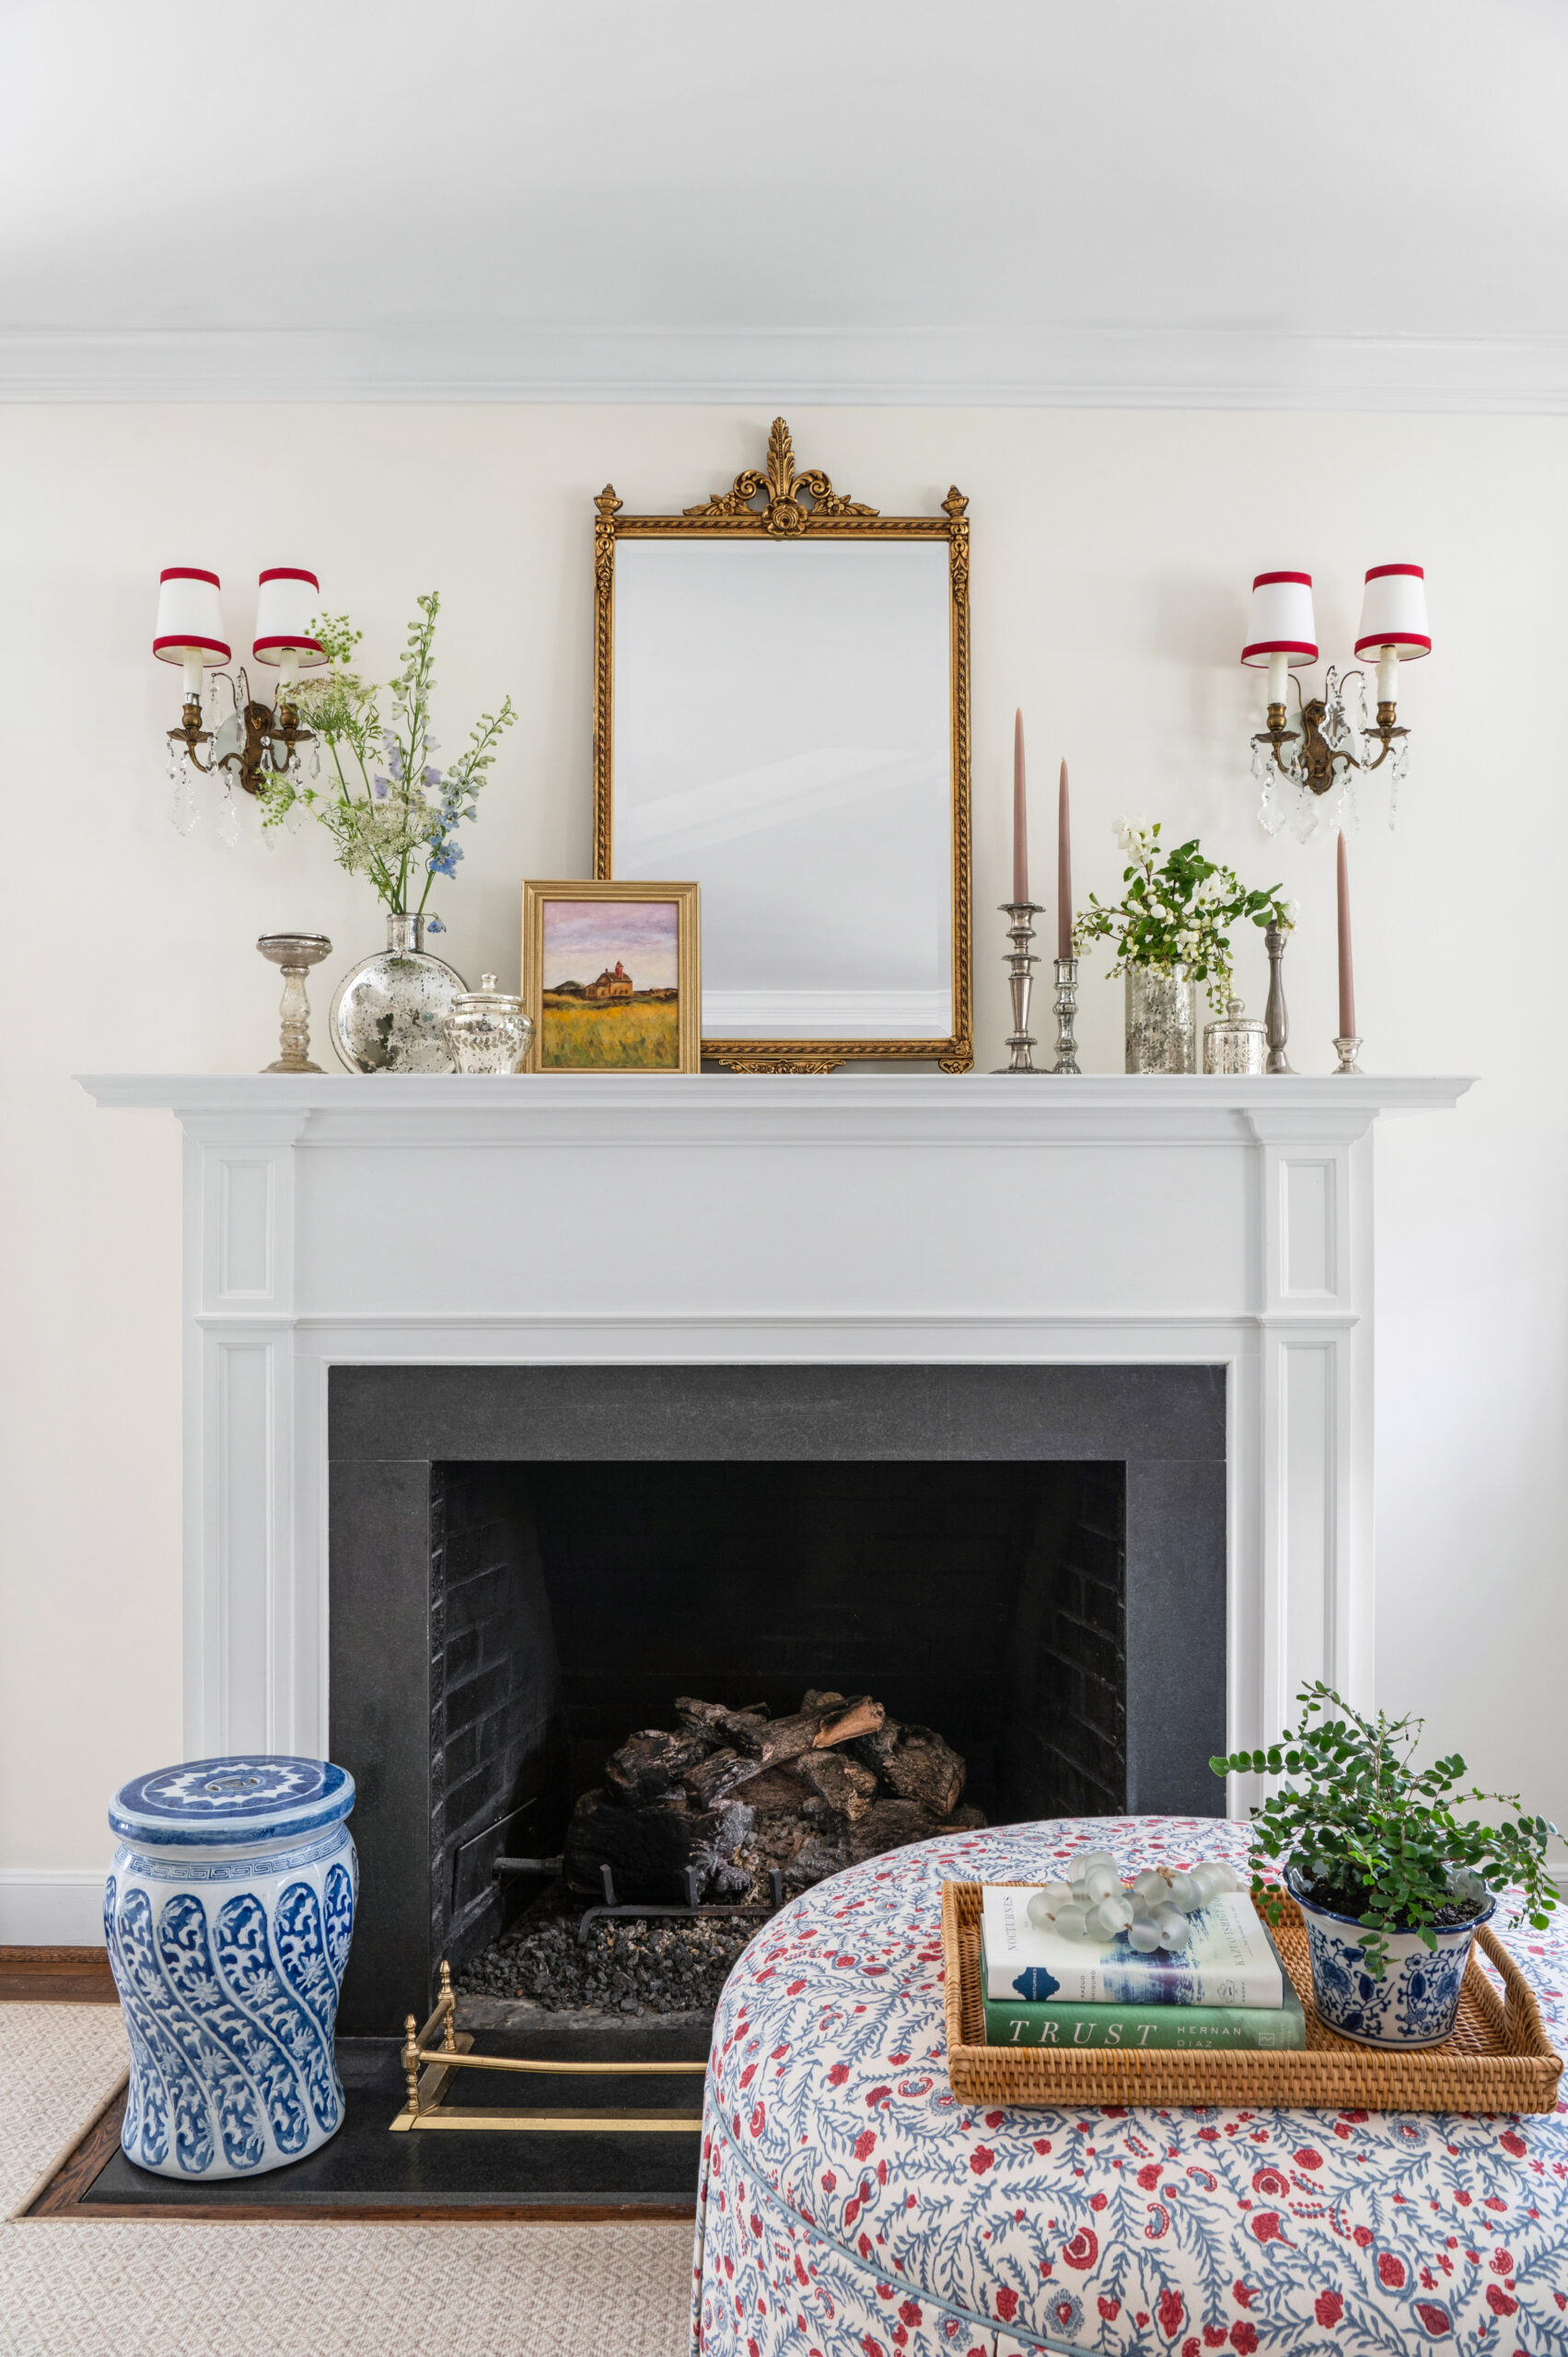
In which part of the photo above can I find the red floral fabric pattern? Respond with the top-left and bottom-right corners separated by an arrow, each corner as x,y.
691,1817 -> 1566,2355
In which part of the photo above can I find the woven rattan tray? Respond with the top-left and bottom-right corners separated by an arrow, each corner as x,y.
942,1881 -> 1562,2114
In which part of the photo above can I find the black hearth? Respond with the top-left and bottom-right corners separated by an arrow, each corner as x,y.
329,1364 -> 1225,2035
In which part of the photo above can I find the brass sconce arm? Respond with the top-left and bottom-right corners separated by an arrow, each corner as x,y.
168,695 -> 216,773
1251,701 -> 1301,777
168,668 -> 313,796
1359,699 -> 1408,772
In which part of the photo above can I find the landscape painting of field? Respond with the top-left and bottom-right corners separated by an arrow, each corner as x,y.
539,896 -> 681,1069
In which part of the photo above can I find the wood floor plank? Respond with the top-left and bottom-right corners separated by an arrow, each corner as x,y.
0,1945 -> 115,2004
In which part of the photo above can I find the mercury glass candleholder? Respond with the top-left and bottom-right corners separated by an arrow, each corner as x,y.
1051,957 -> 1080,1074
257,934 -> 332,1074
1332,1035 -> 1364,1074
993,902 -> 1042,1073
1263,923 -> 1295,1075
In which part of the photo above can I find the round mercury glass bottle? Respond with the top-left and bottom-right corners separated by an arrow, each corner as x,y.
330,913 -> 466,1074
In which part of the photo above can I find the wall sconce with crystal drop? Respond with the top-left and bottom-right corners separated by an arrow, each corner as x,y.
156,567 -> 326,842
1243,565 -> 1430,841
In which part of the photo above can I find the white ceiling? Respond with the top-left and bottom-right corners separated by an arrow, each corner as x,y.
6,0 -> 1566,405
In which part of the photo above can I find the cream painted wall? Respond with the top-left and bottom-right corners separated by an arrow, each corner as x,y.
2,404 -> 1562,1926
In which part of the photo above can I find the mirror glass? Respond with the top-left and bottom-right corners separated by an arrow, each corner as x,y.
610,539 -> 953,1040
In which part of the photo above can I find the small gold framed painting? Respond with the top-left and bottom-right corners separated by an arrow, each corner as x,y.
521,879 -> 702,1073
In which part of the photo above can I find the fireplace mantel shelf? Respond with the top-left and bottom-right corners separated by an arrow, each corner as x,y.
83,1067 -> 1471,1782
79,1070 -> 1473,1148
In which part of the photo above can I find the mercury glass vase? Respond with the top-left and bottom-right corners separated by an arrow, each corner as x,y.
1124,964 -> 1198,1074
330,913 -> 467,1074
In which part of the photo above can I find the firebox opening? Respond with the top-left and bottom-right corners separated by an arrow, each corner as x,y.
434,1457 -> 1126,1981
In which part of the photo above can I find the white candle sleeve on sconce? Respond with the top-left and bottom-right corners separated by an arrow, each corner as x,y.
251,568 -> 326,668
1355,564 -> 1430,671
1240,570 -> 1318,672
153,567 -> 231,675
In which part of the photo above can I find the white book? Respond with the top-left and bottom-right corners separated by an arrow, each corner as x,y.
980,1884 -> 1284,2010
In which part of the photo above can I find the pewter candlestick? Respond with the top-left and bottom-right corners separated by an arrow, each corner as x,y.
1263,922 -> 1295,1075
1051,957 -> 1081,1074
993,902 -> 1042,1073
1332,1035 -> 1364,1074
258,933 -> 332,1074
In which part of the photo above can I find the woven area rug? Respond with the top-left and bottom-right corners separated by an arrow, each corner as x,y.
0,2001 -> 693,2357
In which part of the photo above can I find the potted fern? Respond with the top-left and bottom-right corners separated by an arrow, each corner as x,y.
1212,1683 -> 1558,2048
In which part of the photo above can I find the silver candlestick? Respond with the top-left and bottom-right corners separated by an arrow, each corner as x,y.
1332,1034 -> 1364,1074
1051,957 -> 1081,1074
258,933 -> 332,1074
1263,922 -> 1295,1075
993,902 -> 1043,1073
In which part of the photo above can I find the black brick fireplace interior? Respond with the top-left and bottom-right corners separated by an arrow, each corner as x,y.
329,1364 -> 1225,2034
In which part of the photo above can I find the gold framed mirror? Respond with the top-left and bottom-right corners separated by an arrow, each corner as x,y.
592,420 -> 972,1072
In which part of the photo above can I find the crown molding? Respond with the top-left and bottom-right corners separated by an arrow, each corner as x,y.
5,325 -> 1567,411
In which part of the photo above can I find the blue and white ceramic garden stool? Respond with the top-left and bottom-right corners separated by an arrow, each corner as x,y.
104,1756 -> 357,2178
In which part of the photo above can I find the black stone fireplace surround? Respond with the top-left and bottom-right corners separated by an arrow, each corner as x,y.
329,1364 -> 1225,2035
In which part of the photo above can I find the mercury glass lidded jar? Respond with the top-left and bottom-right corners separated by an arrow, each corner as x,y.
1202,995 -> 1267,1075
1124,962 -> 1198,1074
443,973 -> 534,1074
330,912 -> 466,1074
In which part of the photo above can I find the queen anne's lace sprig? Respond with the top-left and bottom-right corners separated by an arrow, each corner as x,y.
256,593 -> 515,926
1073,819 -> 1296,1013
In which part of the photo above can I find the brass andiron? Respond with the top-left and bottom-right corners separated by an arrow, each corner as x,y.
1051,958 -> 1080,1074
257,934 -> 332,1074
1264,923 -> 1295,1074
994,903 -> 1042,1073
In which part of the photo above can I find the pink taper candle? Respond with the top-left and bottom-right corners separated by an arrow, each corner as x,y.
1057,759 -> 1073,962
1012,709 -> 1028,905
1336,830 -> 1356,1039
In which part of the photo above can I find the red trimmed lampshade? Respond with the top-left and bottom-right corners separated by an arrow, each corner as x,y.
252,568 -> 326,667
153,568 -> 231,666
1354,564 -> 1430,662
1240,572 -> 1318,668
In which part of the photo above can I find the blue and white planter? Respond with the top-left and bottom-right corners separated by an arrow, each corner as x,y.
1288,1869 -> 1493,2048
104,1756 -> 357,2178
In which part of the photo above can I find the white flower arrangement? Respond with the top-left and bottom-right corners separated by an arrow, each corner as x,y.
1074,820 -> 1294,1012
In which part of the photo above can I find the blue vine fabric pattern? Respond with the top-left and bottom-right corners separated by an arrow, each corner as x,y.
104,1754 -> 356,2179
691,1818 -> 1568,2357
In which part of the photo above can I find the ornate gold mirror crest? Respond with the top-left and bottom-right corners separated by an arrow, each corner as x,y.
592,419 -> 973,1072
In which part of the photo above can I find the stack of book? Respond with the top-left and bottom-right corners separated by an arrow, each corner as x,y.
980,1879 -> 1306,2049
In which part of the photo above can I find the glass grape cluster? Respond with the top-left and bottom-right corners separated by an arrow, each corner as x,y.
1025,1849 -> 1247,1955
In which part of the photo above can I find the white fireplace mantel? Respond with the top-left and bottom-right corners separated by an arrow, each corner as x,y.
83,1071 -> 1471,1794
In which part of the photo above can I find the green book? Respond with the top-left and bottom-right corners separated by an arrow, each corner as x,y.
980,1927 -> 1307,2050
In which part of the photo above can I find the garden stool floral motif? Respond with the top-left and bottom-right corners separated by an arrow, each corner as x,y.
692,1817 -> 1568,2357
105,1755 -> 357,2177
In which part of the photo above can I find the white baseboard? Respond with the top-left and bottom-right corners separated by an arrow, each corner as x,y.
0,1870 -> 107,1946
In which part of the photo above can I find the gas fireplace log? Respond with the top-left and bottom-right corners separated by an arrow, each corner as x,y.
564,1788 -> 756,1903
682,1747 -> 772,1810
851,1720 -> 966,1818
603,1728 -> 715,1806
845,1796 -> 947,1864
704,1694 -> 886,1765
795,1748 -> 877,1822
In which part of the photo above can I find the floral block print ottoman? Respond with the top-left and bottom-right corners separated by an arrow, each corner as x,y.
691,1818 -> 1568,2357
105,1755 -> 357,2178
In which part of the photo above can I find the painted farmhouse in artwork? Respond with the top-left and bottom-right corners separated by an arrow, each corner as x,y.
585,961 -> 635,1000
